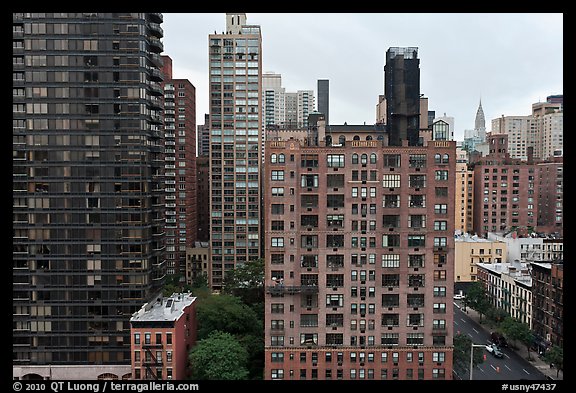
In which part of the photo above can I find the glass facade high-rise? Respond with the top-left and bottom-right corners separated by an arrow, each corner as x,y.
13,13 -> 166,373
208,14 -> 262,289
384,47 -> 420,146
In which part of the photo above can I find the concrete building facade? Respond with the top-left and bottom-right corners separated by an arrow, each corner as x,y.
476,262 -> 532,328
454,234 -> 506,283
263,135 -> 456,380
208,14 -> 263,289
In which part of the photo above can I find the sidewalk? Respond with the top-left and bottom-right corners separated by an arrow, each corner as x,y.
456,303 -> 563,380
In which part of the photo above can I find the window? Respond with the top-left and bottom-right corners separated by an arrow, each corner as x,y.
327,154 -> 345,167
301,195 -> 318,208
433,303 -> 446,313
433,286 -> 446,297
383,154 -> 400,167
409,175 -> 426,188
301,174 -> 319,188
408,215 -> 426,228
383,195 -> 399,208
409,195 -> 426,208
434,221 -> 447,231
271,170 -> 284,181
382,274 -> 400,287
381,333 -> 399,345
409,154 -> 426,168
301,154 -> 318,167
382,234 -> 400,247
408,235 -> 425,247
134,333 -> 140,345
327,214 -> 344,228
327,174 -> 344,188
327,194 -> 344,208
271,204 -> 284,214
382,174 -> 400,188
434,204 -> 448,214
408,254 -> 424,268
271,221 -> 284,231
271,352 -> 285,362
381,254 -> 400,268
433,237 -> 447,247
326,235 -> 344,248
435,170 -> 449,181
271,237 -> 284,247
271,187 -> 284,196
301,235 -> 318,248
301,215 -> 318,228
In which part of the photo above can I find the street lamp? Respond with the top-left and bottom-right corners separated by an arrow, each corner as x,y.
470,343 -> 485,380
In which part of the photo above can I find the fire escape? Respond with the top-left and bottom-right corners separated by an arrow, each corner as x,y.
142,341 -> 163,380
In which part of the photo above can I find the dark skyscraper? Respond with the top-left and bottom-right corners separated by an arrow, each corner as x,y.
317,79 -> 329,127
13,13 -> 165,377
384,47 -> 420,146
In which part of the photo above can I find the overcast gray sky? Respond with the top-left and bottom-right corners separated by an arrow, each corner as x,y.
162,13 -> 563,141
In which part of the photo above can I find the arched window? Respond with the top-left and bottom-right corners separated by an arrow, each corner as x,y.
361,154 -> 368,165
434,153 -> 441,163
442,154 -> 449,163
352,153 -> 359,164
353,135 -> 360,141
366,135 -> 373,140
271,153 -> 277,163
370,153 -> 377,164
278,153 -> 285,163
339,135 -> 346,146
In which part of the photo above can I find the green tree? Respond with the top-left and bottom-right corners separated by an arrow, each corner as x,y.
222,258 -> 264,308
466,281 -> 490,323
501,317 -> 533,359
543,345 -> 563,378
453,333 -> 484,375
238,332 -> 264,380
196,294 -> 261,339
189,331 -> 249,380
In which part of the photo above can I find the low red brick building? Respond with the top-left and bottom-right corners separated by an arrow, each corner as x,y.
130,293 -> 197,380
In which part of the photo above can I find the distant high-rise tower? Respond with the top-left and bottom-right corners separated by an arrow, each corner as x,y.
208,14 -> 262,289
161,55 -> 197,278
13,12 -> 166,378
385,47 -> 421,146
317,79 -> 329,127
474,99 -> 486,140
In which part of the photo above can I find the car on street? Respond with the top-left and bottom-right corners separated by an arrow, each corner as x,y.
454,293 -> 466,300
485,344 -> 504,358
491,331 -> 509,348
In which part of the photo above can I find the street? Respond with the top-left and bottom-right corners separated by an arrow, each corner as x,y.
452,302 -> 547,380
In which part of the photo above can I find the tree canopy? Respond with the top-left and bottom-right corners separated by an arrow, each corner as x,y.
189,331 -> 249,380
195,293 -> 261,340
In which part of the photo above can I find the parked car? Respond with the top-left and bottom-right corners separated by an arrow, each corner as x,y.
454,294 -> 466,300
485,344 -> 504,358
491,331 -> 509,348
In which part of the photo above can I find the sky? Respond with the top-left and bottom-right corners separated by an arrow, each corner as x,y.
162,13 -> 563,142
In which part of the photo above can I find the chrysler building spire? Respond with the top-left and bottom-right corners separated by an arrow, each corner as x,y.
474,98 -> 486,139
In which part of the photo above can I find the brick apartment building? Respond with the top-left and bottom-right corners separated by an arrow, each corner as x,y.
130,293 -> 197,380
263,129 -> 456,380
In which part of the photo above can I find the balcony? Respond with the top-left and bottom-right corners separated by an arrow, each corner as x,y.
148,36 -> 164,53
149,53 -> 164,68
148,67 -> 163,82
148,82 -> 163,96
266,285 -> 318,295
148,13 -> 163,23
147,22 -> 164,38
